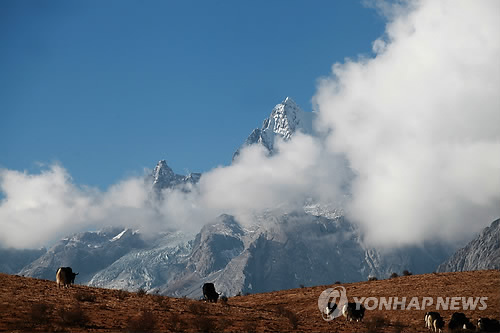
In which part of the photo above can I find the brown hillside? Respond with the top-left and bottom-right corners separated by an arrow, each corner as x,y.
0,270 -> 499,332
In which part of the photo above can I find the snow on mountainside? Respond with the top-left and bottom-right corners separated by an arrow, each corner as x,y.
8,97 -> 464,298
88,231 -> 193,291
436,219 -> 500,272
24,212 -> 450,299
18,227 -> 146,283
233,97 -> 314,160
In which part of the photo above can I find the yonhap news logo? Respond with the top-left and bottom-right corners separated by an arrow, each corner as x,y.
318,286 -> 488,321
318,286 -> 348,320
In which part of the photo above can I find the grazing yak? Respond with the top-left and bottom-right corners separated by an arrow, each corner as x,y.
342,302 -> 365,322
324,300 -> 338,319
202,283 -> 219,303
478,318 -> 500,332
424,312 -> 444,332
56,267 -> 78,288
448,312 -> 475,331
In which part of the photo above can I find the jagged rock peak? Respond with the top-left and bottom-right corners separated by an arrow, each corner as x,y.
151,160 -> 201,191
233,97 -> 313,160
266,97 -> 308,140
281,96 -> 298,108
152,160 -> 175,185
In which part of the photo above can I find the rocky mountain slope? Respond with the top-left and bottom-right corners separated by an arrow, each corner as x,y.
437,219 -> 500,272
19,227 -> 146,283
0,247 -> 46,275
18,211 -> 450,299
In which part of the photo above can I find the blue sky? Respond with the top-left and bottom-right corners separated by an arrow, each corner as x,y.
1,0 -> 384,188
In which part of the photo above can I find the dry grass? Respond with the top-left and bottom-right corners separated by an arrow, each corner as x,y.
58,303 -> 89,327
74,290 -> 97,302
29,302 -> 53,326
275,305 -> 299,329
0,270 -> 498,332
126,309 -> 156,333
116,289 -> 129,300
365,315 -> 390,333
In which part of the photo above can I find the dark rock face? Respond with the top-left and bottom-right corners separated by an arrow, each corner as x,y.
437,219 -> 500,272
187,215 -> 245,276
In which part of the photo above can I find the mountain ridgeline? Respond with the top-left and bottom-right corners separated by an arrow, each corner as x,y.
437,219 -> 500,273
4,97 -> 499,298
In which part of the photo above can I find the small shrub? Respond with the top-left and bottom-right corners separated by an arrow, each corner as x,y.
275,305 -> 299,329
169,313 -> 183,331
74,290 -> 96,302
365,315 -> 389,333
126,310 -> 156,333
392,320 -> 405,333
30,302 -> 53,325
218,318 -> 233,330
196,315 -> 217,332
368,276 -> 378,281
116,289 -> 129,300
137,287 -> 147,296
189,302 -> 205,314
402,270 -> 412,276
334,281 -> 341,284
390,272 -> 399,279
152,294 -> 169,309
152,294 -> 163,304
287,311 -> 299,329
58,304 -> 88,327
299,284 -> 305,288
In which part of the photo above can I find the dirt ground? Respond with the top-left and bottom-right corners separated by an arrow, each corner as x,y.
0,270 -> 499,332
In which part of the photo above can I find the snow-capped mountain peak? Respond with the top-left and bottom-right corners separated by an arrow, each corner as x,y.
233,97 -> 314,160
266,97 -> 312,140
151,160 -> 200,192
152,160 -> 176,186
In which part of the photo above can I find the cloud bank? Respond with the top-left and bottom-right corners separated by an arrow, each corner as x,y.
0,135 -> 347,248
315,0 -> 500,246
1,0 -> 499,249
0,165 -> 159,248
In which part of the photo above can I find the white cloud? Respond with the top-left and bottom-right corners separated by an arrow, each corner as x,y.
0,165 -> 94,248
314,0 -> 500,247
155,133 -> 348,231
0,165 -> 160,248
0,135 -> 348,248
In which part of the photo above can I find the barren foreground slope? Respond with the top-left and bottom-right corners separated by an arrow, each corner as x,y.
1,270 -> 499,332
